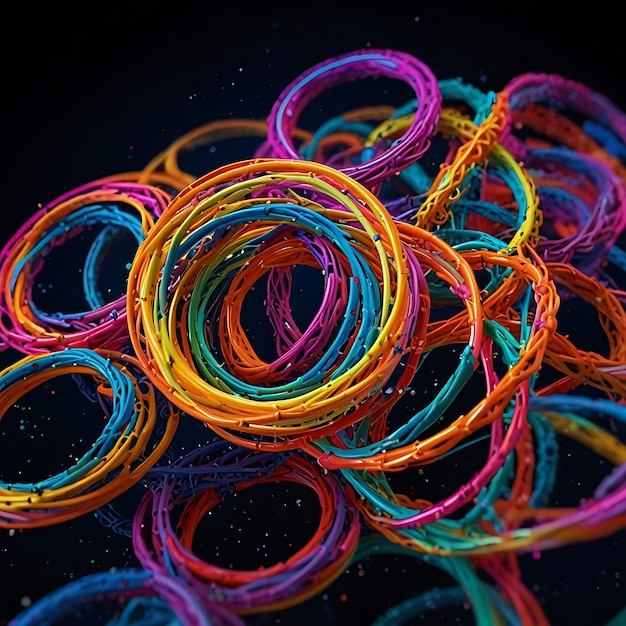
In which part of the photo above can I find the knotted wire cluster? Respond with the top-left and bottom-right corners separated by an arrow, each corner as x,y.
3,48 -> 626,625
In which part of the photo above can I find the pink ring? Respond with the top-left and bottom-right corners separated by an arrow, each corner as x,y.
265,48 -> 441,189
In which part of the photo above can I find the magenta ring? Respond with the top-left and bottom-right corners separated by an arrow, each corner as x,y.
265,48 -> 442,189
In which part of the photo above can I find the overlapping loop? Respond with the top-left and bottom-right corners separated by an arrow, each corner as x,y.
0,181 -> 169,354
0,348 -> 179,528
266,49 -> 442,190
126,157 -> 422,450
134,440 -> 360,614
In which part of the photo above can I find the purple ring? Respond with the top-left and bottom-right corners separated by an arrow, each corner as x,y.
266,49 -> 442,189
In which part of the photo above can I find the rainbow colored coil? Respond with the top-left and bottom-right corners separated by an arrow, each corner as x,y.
0,347 -> 178,528
126,157 -> 421,450
0,182 -> 168,354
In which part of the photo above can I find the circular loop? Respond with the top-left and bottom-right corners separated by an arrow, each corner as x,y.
266,49 -> 442,188
8,567 -> 243,626
0,348 -> 178,528
0,184 -> 160,353
127,157 -> 424,448
134,443 -> 361,614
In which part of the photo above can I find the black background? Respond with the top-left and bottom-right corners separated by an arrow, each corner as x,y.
2,1 -> 626,624
4,1 -> 626,225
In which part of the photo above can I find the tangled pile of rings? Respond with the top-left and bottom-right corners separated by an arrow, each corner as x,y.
3,48 -> 626,625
